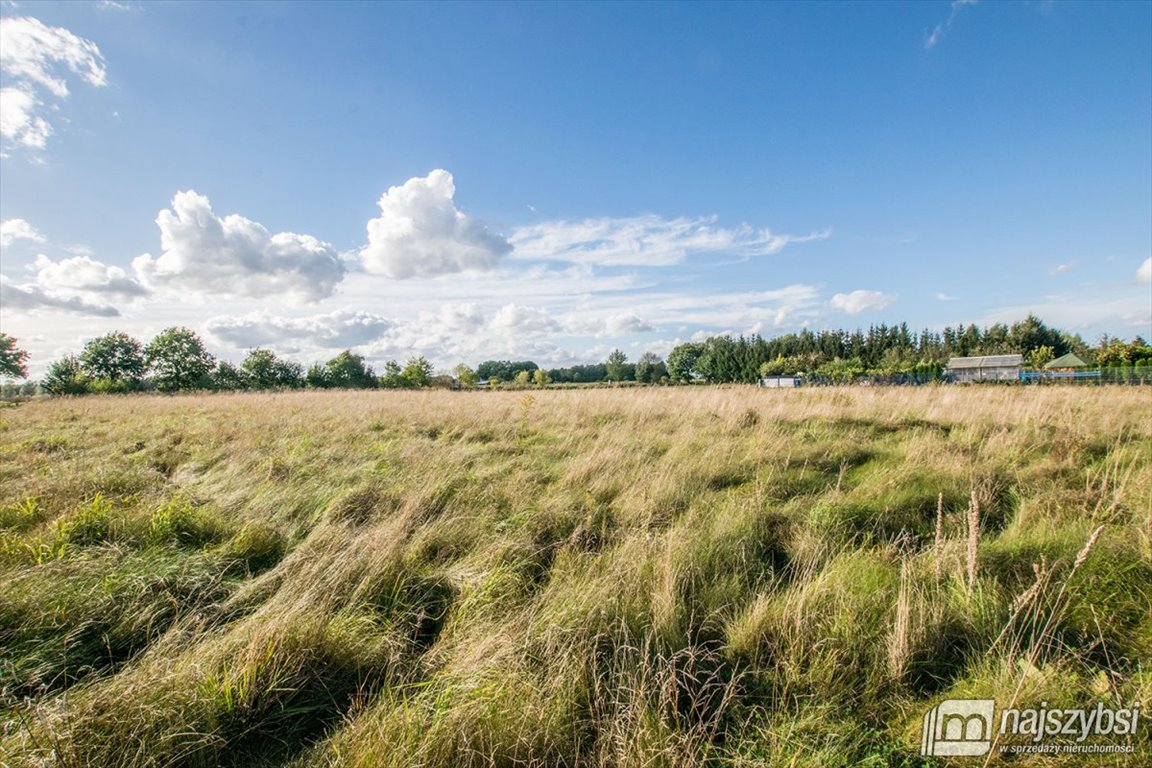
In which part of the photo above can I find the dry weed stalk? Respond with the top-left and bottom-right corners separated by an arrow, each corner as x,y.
888,558 -> 912,680
981,524 -> 1106,768
835,458 -> 848,494
1088,452 -> 1136,522
933,492 -> 945,581
965,490 -> 980,597
987,555 -> 1051,661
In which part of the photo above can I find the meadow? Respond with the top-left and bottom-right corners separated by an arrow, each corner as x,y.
0,386 -> 1149,767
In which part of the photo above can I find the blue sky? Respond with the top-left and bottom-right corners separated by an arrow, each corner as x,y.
1,0 -> 1149,375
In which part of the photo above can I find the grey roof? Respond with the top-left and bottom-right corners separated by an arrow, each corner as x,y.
946,354 -> 1024,370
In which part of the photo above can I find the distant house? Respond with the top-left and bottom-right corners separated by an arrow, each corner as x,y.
1044,353 -> 1089,372
760,375 -> 802,388
945,354 -> 1023,383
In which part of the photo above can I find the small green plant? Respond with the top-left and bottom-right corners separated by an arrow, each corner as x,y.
516,392 -> 536,448
739,407 -> 760,429
56,493 -> 115,547
25,435 -> 70,453
147,498 -> 227,547
0,496 -> 41,531
223,522 -> 287,573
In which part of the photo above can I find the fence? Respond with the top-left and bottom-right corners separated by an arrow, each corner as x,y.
801,371 -> 945,387
1019,367 -> 1151,385
779,367 -> 1150,388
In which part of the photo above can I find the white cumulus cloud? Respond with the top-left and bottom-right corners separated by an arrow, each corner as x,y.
360,169 -> 512,278
33,253 -> 148,301
563,311 -> 656,338
0,273 -> 119,316
133,190 -> 345,303
0,87 -> 49,149
0,16 -> 106,150
1138,258 -> 1151,285
829,289 -> 896,315
430,303 -> 487,335
203,302 -> 576,368
205,308 -> 392,352
0,218 -> 45,248
599,312 -> 655,337
511,214 -> 827,267
489,303 -> 561,337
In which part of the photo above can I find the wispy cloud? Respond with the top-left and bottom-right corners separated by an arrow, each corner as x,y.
925,0 -> 978,50
1049,260 -> 1078,276
616,284 -> 823,332
510,214 -> 828,267
1138,258 -> 1151,285
0,16 -> 106,151
935,292 -> 957,302
977,291 -> 1151,334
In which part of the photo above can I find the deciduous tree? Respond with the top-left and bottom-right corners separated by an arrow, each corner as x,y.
213,361 -> 250,390
42,355 -> 89,395
667,342 -> 703,382
401,356 -> 433,388
145,327 -> 215,391
635,352 -> 666,384
477,360 -> 538,381
379,361 -> 405,389
324,350 -> 376,389
453,363 -> 478,388
0,333 -> 30,379
1028,345 -> 1055,370
306,363 -> 331,388
605,349 -> 627,382
80,331 -> 146,388
242,349 -> 303,389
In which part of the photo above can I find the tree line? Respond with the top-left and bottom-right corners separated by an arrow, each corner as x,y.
664,315 -> 1152,384
1,313 -> 1149,396
0,328 -> 438,396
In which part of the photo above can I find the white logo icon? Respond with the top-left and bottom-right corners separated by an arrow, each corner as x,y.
922,699 -> 996,756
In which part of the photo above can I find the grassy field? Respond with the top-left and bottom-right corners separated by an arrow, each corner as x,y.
0,386 -> 1149,767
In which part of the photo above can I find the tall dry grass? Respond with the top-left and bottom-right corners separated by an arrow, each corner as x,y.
0,385 -> 1149,766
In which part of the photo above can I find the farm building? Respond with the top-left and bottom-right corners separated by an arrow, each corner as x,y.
760,375 -> 802,388
945,354 -> 1023,383
1044,352 -> 1089,372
